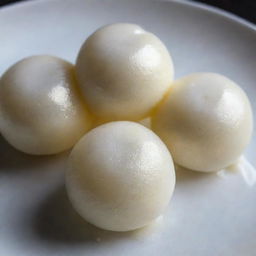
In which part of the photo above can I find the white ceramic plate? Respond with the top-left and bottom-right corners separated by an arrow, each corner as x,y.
0,1 -> 255,255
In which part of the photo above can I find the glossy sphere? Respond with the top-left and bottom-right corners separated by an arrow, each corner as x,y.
66,121 -> 175,231
152,73 -> 253,172
76,23 -> 174,122
0,56 -> 92,155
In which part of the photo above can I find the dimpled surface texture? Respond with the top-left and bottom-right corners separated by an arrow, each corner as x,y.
152,73 -> 253,172
75,23 -> 174,122
0,56 -> 92,155
66,121 -> 175,231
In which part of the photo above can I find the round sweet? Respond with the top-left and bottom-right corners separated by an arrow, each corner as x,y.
75,23 -> 174,122
152,73 -> 253,172
0,56 -> 92,155
66,121 -> 175,231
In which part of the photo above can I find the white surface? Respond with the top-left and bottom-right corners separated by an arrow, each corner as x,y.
0,0 -> 255,255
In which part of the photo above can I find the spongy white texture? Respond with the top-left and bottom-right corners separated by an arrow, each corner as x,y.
66,121 -> 175,231
0,56 -> 92,155
75,23 -> 174,122
152,73 -> 253,172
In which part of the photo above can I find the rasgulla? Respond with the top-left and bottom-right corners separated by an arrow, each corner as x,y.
75,23 -> 174,122
152,73 -> 253,172
66,121 -> 175,231
0,56 -> 92,155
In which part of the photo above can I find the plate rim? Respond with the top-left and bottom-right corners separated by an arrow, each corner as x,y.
0,0 -> 255,32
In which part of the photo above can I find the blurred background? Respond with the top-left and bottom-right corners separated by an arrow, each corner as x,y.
0,0 -> 255,24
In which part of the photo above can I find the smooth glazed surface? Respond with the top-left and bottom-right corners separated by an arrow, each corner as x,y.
152,73 -> 253,172
76,23 -> 174,121
66,121 -> 175,231
0,56 -> 91,155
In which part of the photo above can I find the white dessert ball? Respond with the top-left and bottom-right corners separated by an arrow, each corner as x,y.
76,23 -> 174,122
152,73 -> 253,172
66,121 -> 175,231
0,56 -> 92,155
